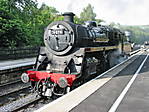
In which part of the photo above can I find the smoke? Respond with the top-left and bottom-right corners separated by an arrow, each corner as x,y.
36,0 -> 149,25
104,0 -> 146,15
66,0 -> 93,16
67,0 -> 73,11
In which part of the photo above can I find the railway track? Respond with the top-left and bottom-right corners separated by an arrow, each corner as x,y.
0,80 -> 21,88
0,93 -> 41,112
35,49 -> 147,112
0,81 -> 30,97
0,79 -> 54,112
0,81 -> 45,111
12,97 -> 51,112
0,49 -> 142,112
0,82 -> 30,106
0,58 -> 53,112
0,89 -> 53,112
0,58 -> 35,86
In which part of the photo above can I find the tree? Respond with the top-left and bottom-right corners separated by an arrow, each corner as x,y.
80,4 -> 96,22
74,16 -> 83,24
30,3 -> 60,46
0,0 -> 28,48
120,25 -> 149,44
0,0 -> 60,47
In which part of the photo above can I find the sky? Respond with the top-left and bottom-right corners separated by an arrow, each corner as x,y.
36,0 -> 149,25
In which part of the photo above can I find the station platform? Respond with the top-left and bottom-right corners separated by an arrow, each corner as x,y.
0,58 -> 36,71
71,52 -> 149,112
36,50 -> 149,112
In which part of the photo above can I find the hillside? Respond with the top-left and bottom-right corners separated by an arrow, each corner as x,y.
120,25 -> 149,44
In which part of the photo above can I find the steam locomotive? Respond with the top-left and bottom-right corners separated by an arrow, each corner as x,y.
21,12 -> 127,98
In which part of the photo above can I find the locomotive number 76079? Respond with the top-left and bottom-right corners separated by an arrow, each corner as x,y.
51,29 -> 64,35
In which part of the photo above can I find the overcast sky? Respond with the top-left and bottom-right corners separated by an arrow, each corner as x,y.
36,0 -> 149,25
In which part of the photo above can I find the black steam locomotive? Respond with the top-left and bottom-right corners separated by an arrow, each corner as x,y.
21,12 -> 126,98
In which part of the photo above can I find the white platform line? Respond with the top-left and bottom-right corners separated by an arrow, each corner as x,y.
108,53 -> 149,112
35,51 -> 143,112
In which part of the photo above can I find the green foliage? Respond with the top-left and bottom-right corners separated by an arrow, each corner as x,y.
0,1 -> 103,48
0,0 -> 60,48
96,19 -> 104,24
120,25 -> 149,44
79,4 -> 103,24
74,16 -> 83,24
0,0 -> 28,48
80,4 -> 96,22
2,0 -> 147,48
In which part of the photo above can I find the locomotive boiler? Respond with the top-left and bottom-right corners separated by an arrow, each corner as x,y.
21,12 -> 126,98
44,12 -> 121,56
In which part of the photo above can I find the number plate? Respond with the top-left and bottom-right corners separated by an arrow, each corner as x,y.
51,29 -> 64,35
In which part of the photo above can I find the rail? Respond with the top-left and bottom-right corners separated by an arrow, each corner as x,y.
36,50 -> 143,112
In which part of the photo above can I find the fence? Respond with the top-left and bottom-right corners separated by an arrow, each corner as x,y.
0,47 -> 39,60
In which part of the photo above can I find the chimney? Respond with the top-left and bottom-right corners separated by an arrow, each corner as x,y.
62,12 -> 75,23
